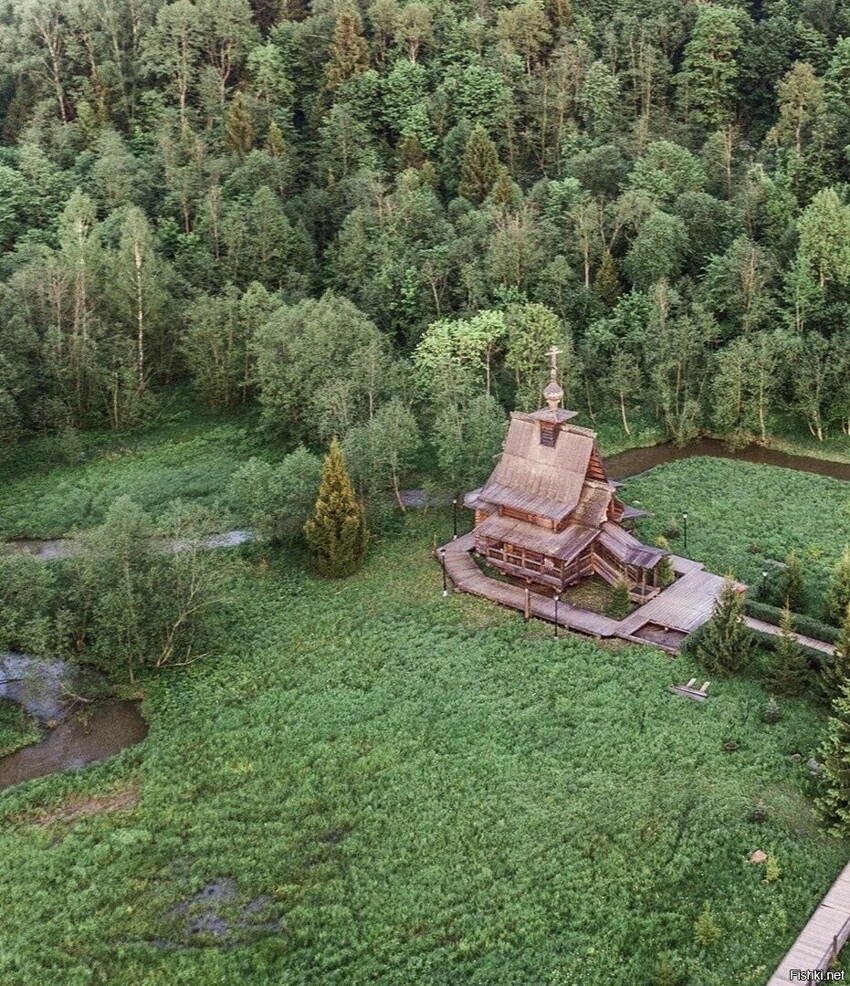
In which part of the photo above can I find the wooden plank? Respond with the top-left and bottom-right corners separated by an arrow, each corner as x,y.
768,860 -> 850,983
745,616 -> 835,655
439,537 -> 723,655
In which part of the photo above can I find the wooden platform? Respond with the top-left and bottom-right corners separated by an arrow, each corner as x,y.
768,860 -> 850,982
745,616 -> 835,655
617,566 -> 730,636
438,536 -> 726,652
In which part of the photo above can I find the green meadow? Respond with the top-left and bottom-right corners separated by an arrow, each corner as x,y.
1,437 -> 850,982
626,457 -> 850,611
0,466 -> 848,982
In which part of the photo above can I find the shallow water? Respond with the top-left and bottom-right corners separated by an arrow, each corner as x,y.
2,529 -> 255,561
0,653 -> 148,790
0,700 -> 147,791
0,654 -> 79,720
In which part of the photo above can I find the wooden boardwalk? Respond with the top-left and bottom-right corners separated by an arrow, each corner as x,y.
768,860 -> 850,983
438,536 -> 726,651
618,566 -> 729,636
440,534 -> 618,637
745,616 -> 835,655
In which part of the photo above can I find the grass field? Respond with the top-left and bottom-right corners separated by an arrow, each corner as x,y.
1,425 -> 849,983
0,501 -> 846,984
626,457 -> 850,614
0,418 -> 266,539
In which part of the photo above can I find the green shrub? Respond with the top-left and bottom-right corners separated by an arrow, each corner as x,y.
694,902 -> 721,947
744,598 -> 839,645
606,577 -> 631,619
762,697 -> 781,724
764,854 -> 782,883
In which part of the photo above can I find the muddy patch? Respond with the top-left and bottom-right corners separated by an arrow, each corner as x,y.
160,879 -> 284,947
19,785 -> 140,828
0,700 -> 147,791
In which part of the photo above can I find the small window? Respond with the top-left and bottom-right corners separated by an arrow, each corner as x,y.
540,423 -> 557,447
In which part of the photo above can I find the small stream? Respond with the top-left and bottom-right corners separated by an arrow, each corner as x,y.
2,529 -> 254,562
603,437 -> 850,481
0,654 -> 147,791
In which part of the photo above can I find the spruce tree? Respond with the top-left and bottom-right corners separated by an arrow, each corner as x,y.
398,132 -> 427,171
767,604 -> 808,696
225,92 -> 255,157
304,438 -> 369,578
594,250 -> 621,307
776,549 -> 806,612
826,546 -> 850,626
824,603 -> 850,699
607,577 -> 631,619
816,680 -> 850,835
265,120 -> 286,158
458,125 -> 500,204
655,536 -> 675,587
324,5 -> 369,95
696,577 -> 754,675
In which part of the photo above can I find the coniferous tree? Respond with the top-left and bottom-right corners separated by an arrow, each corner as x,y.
225,92 -> 255,156
458,125 -> 500,205
593,250 -> 621,307
816,680 -> 850,835
304,438 -> 369,578
607,577 -> 631,619
324,5 -> 369,96
767,604 -> 808,696
656,554 -> 675,589
776,550 -> 806,612
696,577 -> 754,675
265,120 -> 286,158
826,547 -> 850,626
824,604 -> 850,699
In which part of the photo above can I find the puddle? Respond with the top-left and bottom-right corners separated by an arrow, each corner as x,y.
0,655 -> 147,791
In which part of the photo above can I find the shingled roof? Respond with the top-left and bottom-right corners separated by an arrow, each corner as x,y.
475,414 -> 605,523
474,513 -> 599,563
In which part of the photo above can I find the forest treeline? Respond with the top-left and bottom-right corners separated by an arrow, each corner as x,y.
1,0 -> 849,471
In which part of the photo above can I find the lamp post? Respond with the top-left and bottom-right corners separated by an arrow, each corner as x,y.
762,569 -> 768,598
453,497 -> 458,540
441,549 -> 448,596
682,511 -> 688,552
554,593 -> 560,639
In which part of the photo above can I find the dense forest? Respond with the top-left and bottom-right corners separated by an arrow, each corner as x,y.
1,0 -> 849,480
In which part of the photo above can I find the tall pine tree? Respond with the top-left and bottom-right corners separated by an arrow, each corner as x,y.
225,92 -> 255,156
824,604 -> 850,699
826,546 -> 850,626
816,676 -> 850,835
696,577 -> 754,675
304,438 -> 369,578
767,604 -> 808,696
324,5 -> 369,95
776,549 -> 806,612
458,125 -> 500,204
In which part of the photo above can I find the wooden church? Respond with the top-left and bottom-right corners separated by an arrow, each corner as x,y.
463,349 -> 668,602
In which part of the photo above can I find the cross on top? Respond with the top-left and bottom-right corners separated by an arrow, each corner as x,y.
547,345 -> 562,377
